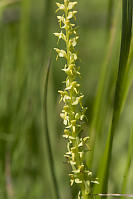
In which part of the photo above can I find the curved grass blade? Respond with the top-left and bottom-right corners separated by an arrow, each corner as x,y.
95,0 -> 132,195
43,55 -> 60,199
120,40 -> 133,193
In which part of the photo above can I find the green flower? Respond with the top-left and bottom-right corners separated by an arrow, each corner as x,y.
54,1 -> 98,198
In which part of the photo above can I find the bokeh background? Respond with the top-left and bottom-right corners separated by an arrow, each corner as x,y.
0,0 -> 133,198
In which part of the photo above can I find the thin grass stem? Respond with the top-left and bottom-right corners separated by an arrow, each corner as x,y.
43,56 -> 60,199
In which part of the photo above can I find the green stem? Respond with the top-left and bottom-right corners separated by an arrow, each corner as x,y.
43,58 -> 60,199
101,0 -> 132,194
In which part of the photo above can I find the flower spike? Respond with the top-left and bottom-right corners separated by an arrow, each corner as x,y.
54,1 -> 98,198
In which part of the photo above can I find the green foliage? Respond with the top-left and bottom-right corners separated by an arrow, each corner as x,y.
88,1 -> 120,169
0,0 -> 133,198
95,0 -> 133,195
43,56 -> 60,199
106,0 -> 114,31
121,126 -> 133,193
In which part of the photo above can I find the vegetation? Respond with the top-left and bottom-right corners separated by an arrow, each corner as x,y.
54,1 -> 98,198
0,0 -> 133,199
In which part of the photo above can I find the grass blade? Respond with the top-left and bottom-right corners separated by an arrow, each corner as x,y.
94,0 -> 132,194
43,55 -> 60,199
121,125 -> 133,193
120,38 -> 133,112
88,2 -> 120,169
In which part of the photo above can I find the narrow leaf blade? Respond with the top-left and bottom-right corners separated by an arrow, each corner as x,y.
43,55 -> 60,199
95,0 -> 133,195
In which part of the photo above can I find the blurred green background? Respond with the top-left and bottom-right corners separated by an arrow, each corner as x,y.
0,0 -> 133,198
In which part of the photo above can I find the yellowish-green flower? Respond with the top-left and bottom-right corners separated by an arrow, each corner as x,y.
54,1 -> 98,198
